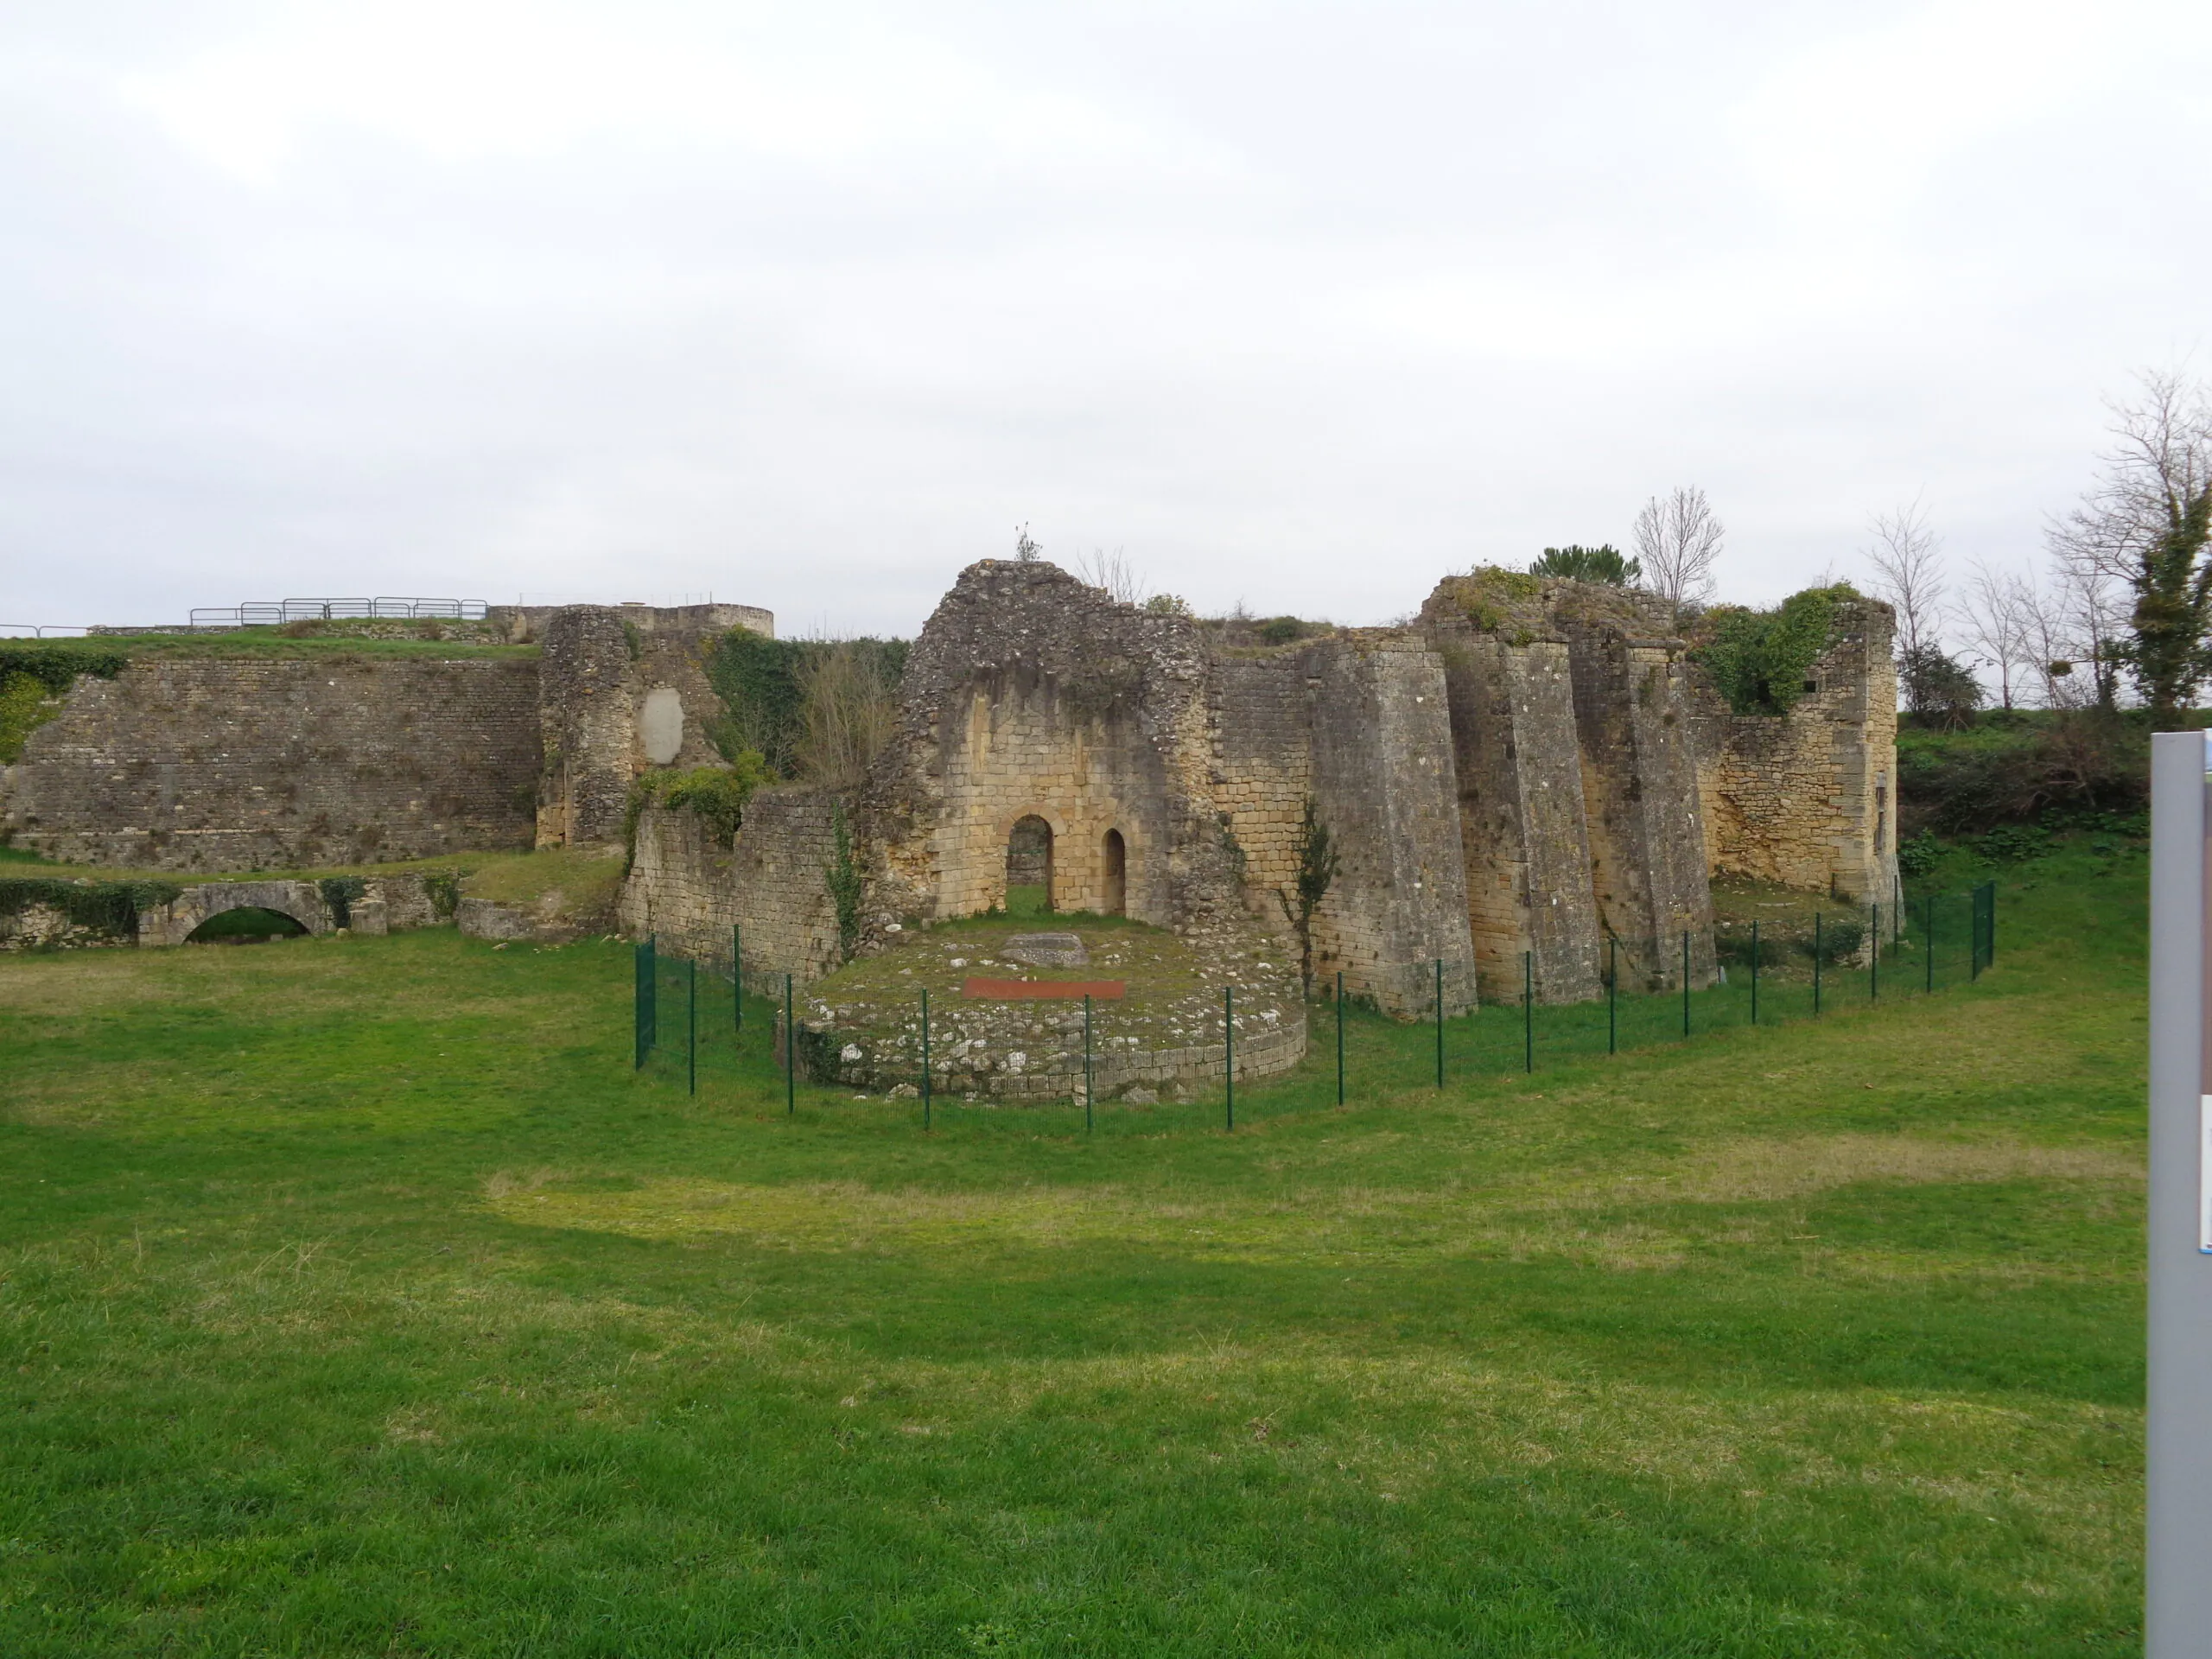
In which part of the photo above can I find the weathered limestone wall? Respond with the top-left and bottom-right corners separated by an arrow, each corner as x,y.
0,658 -> 540,872
536,607 -> 637,849
860,563 -> 1472,1016
867,562 -> 1237,935
1427,626 -> 1600,1002
534,604 -> 772,852
619,791 -> 845,988
1689,598 -> 1901,905
1567,627 -> 1718,991
489,601 -> 773,645
1302,634 -> 1478,1014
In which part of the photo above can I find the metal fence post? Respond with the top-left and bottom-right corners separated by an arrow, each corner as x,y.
1335,970 -> 1345,1107
687,957 -> 696,1096
1084,993 -> 1094,1134
1813,913 -> 1822,1016
1434,957 -> 1445,1088
920,987 -> 931,1130
1750,920 -> 1759,1026
1606,937 -> 1617,1055
633,941 -> 647,1070
785,973 -> 795,1116
1681,931 -> 1691,1039
1224,986 -> 1235,1132
734,923 -> 743,1034
1925,893 -> 1936,994
1522,950 -> 1533,1073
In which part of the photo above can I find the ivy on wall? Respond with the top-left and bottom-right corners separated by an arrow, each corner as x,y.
1691,584 -> 1859,716
0,644 -> 129,764
0,876 -> 182,941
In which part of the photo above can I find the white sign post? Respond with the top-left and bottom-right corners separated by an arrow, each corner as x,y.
2149,730 -> 2212,1653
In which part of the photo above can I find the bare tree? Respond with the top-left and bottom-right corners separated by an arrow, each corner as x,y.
1014,523 -> 1042,563
1631,486 -> 1724,615
2012,572 -> 2088,709
793,643 -> 899,788
2045,368 -> 2212,716
1075,546 -> 1148,607
1863,497 -> 1946,665
1958,557 -> 2034,710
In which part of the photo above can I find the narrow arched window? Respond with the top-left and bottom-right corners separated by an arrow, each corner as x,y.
1102,828 -> 1127,915
1007,816 -> 1053,915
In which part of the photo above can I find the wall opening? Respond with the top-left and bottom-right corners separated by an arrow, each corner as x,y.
186,906 -> 310,944
1102,828 -> 1127,915
1007,815 -> 1053,916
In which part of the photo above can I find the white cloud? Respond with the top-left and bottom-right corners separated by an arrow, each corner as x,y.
1,0 -> 2209,632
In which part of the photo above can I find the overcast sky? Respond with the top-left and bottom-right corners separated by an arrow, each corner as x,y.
3,1 -> 2208,637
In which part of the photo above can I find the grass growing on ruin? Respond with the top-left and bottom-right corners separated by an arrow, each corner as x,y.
72,627 -> 537,660
0,840 -> 2145,1656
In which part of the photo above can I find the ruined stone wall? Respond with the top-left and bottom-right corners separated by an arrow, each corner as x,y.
0,658 -> 539,872
619,791 -> 844,988
864,563 -> 1237,935
1567,628 -> 1718,991
1207,653 -> 1313,917
1417,572 -> 1718,998
537,608 -> 635,849
858,563 -> 1472,1016
1303,633 -> 1478,1014
1427,625 -> 1600,1002
488,601 -> 773,645
1688,598 -> 1901,905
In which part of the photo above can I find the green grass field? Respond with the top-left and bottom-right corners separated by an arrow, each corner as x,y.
0,839 -> 2145,1655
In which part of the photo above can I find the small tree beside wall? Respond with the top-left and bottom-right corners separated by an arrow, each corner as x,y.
1276,798 -> 1341,999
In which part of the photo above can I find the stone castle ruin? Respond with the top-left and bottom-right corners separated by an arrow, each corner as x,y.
3,564 -> 1897,1035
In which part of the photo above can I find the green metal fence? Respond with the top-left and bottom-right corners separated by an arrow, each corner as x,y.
630,882 -> 1999,1128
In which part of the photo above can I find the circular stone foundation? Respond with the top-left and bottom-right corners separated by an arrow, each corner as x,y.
792,916 -> 1306,1102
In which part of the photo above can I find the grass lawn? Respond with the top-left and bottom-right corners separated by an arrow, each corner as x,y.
0,839 -> 2145,1655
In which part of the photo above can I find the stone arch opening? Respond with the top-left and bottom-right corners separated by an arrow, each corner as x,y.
1007,815 -> 1054,915
1102,827 -> 1127,915
185,906 -> 311,944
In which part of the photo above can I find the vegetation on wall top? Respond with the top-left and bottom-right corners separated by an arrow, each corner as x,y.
0,874 -> 182,940
704,628 -> 907,785
1529,544 -> 1642,586
623,755 -> 774,869
1691,583 -> 1859,715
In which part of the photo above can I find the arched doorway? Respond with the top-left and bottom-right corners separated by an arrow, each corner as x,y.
1006,816 -> 1053,915
185,906 -> 311,944
1102,828 -> 1127,915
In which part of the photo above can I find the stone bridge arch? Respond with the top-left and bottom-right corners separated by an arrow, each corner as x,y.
144,881 -> 332,947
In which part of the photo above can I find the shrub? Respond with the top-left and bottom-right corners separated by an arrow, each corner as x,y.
1974,824 -> 2054,863
421,870 -> 463,919
1897,711 -> 2149,836
1796,918 -> 1862,966
1897,830 -> 1943,878
1530,544 -> 1641,585
623,755 -> 772,870
317,875 -> 367,928
705,628 -> 907,781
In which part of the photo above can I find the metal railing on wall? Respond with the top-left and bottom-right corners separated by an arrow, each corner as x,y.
188,598 -> 489,628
